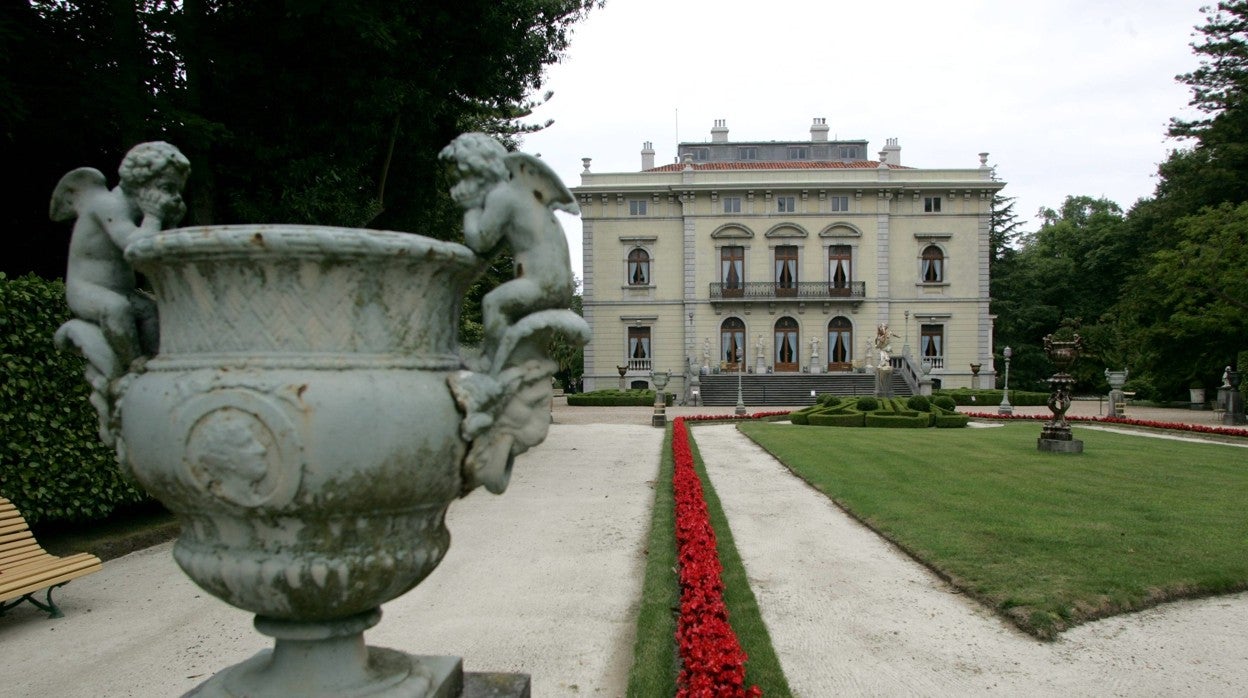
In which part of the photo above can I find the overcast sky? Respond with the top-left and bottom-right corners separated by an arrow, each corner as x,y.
520,0 -> 1208,281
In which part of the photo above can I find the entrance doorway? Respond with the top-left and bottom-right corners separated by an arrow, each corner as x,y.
774,317 -> 799,372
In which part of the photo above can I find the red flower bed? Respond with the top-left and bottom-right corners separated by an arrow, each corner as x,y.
671,417 -> 761,697
962,411 -> 1248,438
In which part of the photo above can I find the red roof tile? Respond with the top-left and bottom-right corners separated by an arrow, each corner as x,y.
643,161 -> 911,172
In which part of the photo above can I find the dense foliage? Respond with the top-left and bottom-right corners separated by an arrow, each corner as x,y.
0,274 -> 148,524
2,0 -> 600,277
991,1 -> 1248,398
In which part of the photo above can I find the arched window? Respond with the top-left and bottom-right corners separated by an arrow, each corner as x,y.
827,316 -> 852,369
720,317 -> 745,370
627,248 -> 650,286
774,317 -> 799,372
921,245 -> 944,283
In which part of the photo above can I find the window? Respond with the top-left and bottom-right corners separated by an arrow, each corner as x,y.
628,199 -> 647,216
774,245 -> 798,296
627,326 -> 651,371
828,316 -> 853,368
723,197 -> 742,214
721,317 -> 745,370
828,245 -> 852,295
721,246 -> 744,297
829,196 -> 849,212
738,147 -> 758,160
840,146 -> 860,159
920,324 -> 944,369
788,146 -> 809,160
690,147 -> 710,161
774,317 -> 799,372
777,196 -> 796,213
921,245 -> 944,283
627,248 -> 650,286
924,196 -> 942,213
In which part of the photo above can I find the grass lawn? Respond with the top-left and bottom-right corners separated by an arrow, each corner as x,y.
737,421 -> 1248,638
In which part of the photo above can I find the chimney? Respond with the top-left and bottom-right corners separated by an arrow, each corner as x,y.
883,138 -> 901,167
641,141 -> 655,170
711,119 -> 729,143
810,117 -> 830,142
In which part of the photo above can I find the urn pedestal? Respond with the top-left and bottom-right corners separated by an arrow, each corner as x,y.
54,137 -> 586,698
1038,335 -> 1084,454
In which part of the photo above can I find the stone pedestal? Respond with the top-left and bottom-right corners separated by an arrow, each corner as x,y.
875,366 -> 893,398
918,377 -> 933,396
1219,386 -> 1246,425
1107,389 -> 1126,417
1038,436 -> 1084,453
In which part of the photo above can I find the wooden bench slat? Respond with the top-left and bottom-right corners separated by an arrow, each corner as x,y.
0,559 -> 103,601
0,531 -> 36,549
0,495 -> 102,615
1,547 -> 49,567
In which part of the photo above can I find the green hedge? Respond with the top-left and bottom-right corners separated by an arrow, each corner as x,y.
808,412 -> 865,427
0,274 -> 149,525
933,411 -> 971,428
934,388 -> 1049,407
864,411 -> 931,428
566,389 -> 673,407
788,394 -> 967,429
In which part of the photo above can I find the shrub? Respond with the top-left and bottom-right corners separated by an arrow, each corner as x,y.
906,394 -> 931,411
0,273 -> 150,525
934,412 -> 971,428
567,389 -> 672,406
864,412 -> 930,429
855,396 -> 879,411
808,412 -> 865,427
932,395 -> 957,411
817,393 -> 840,407
934,388 -> 1048,407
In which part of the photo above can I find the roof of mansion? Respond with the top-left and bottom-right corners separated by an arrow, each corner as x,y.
643,161 -> 912,172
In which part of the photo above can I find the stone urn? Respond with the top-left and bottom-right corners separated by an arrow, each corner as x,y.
1105,368 -> 1129,390
1039,333 -> 1084,453
52,138 -> 589,696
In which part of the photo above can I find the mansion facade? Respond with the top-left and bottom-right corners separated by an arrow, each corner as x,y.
573,119 -> 1005,399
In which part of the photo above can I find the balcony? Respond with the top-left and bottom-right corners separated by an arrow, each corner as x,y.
708,281 -> 866,305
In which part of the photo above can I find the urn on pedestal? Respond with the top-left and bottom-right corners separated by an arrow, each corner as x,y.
1038,333 -> 1084,453
52,137 -> 589,696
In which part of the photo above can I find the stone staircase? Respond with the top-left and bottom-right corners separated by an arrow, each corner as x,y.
693,372 -> 912,407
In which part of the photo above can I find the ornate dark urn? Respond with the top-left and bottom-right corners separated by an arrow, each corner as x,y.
1038,333 -> 1084,453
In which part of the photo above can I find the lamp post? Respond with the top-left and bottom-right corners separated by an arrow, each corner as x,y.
998,346 -> 1013,414
735,352 -> 747,416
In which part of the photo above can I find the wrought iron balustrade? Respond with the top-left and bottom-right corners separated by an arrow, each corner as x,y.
709,281 -> 866,301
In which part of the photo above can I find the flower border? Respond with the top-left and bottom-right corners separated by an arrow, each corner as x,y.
671,416 -> 762,697
962,411 -> 1248,438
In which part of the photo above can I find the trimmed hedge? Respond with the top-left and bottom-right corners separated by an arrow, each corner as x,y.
567,389 -> 674,407
865,411 -> 930,428
932,395 -> 957,411
787,393 -> 967,429
934,388 -> 1049,407
808,412 -> 865,427
0,273 -> 149,525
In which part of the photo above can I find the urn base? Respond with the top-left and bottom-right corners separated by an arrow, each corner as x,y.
1038,438 -> 1084,454
186,645 -> 463,698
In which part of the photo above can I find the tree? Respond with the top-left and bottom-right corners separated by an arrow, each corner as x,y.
2,1 -> 602,279
990,196 -> 1132,392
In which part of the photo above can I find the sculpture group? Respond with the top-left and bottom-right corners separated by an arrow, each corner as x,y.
52,136 -> 588,696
